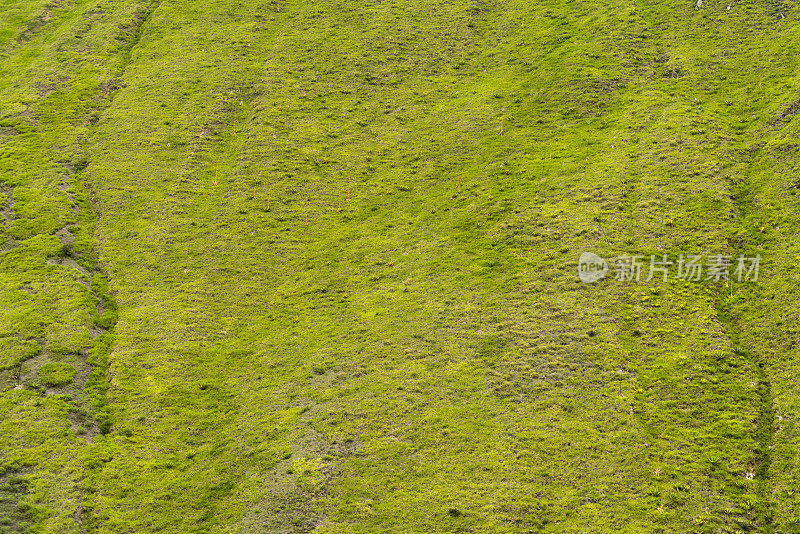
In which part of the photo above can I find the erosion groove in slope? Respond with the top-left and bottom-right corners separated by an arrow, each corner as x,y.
728,146 -> 776,532
116,0 -> 162,74
67,2 -> 163,530
0,0 -> 167,530
712,45 -> 791,529
715,290 -> 775,532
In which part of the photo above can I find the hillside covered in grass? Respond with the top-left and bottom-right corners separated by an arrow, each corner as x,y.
1,0 -> 800,532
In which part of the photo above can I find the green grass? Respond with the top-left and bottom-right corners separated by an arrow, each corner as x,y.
38,362 -> 76,387
1,0 -> 800,532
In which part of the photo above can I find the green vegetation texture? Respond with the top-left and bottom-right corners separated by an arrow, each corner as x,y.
1,0 -> 800,532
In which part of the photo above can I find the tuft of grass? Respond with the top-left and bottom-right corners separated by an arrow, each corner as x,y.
38,362 -> 76,387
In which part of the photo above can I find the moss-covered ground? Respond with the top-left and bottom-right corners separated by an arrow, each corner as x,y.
1,0 -> 800,532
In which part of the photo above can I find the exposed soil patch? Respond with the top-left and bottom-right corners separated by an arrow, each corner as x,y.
17,0 -> 69,44
769,95 -> 800,127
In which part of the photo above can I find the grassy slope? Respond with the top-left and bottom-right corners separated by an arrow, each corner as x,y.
1,0 -> 800,532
